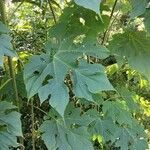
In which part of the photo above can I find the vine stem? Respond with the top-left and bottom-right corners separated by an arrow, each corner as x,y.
31,1 -> 55,149
7,58 -> 20,108
23,101 -> 47,115
31,99 -> 36,150
48,0 -> 57,24
9,0 -> 25,21
0,0 -> 24,149
101,0 -> 118,45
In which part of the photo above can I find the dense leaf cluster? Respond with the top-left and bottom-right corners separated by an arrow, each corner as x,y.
0,0 -> 150,149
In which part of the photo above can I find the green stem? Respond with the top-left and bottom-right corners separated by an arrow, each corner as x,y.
48,0 -> 57,24
101,0 -> 118,45
0,0 -> 20,106
7,58 -> 20,108
9,0 -> 25,21
0,0 -> 7,23
31,99 -> 36,150
0,78 -> 12,91
23,101 -> 47,115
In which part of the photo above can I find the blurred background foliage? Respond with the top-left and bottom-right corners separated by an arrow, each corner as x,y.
0,0 -> 150,149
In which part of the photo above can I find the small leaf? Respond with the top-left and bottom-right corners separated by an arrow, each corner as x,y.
0,101 -> 16,112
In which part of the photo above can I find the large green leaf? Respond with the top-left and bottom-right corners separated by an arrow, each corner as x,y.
40,120 -> 94,150
49,4 -> 109,41
109,30 -> 150,82
24,41 -> 113,116
87,109 -> 148,149
74,0 -> 101,14
40,104 -> 94,150
114,124 -> 148,150
0,101 -> 22,150
87,109 -> 117,142
72,62 -> 114,101
129,0 -> 148,18
116,87 -> 139,112
64,103 -> 95,127
40,103 -> 148,150
102,101 -> 133,126
38,80 -> 69,116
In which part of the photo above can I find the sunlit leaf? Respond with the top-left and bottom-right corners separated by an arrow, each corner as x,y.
74,0 -> 101,14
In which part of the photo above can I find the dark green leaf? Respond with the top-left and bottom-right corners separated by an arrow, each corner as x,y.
102,101 -> 133,126
109,30 -> 150,82
24,41 -> 113,116
116,87 -> 139,112
0,101 -> 22,149
40,117 -> 94,150
114,124 -> 148,150
72,62 -> 114,101
129,0 -> 148,18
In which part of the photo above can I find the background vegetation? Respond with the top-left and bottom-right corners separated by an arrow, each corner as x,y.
0,0 -> 150,149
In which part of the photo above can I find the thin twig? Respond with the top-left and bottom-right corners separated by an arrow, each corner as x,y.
12,0 -> 41,7
0,78 -> 12,91
48,0 -> 57,24
101,0 -> 118,45
103,11 -> 120,43
9,0 -> 25,21
31,99 -> 36,150
24,101 -> 47,115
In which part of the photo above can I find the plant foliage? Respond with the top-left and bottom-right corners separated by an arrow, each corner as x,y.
0,0 -> 150,149
0,101 -> 22,150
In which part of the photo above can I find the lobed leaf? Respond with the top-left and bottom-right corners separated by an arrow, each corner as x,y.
24,41 -> 113,116
109,30 -> 150,82
40,104 -> 94,150
129,0 -> 148,18
0,101 -> 22,149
